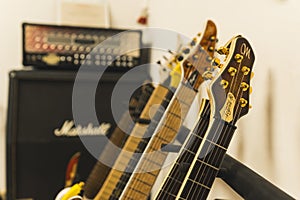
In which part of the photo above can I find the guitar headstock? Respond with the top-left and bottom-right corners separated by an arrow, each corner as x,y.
209,36 -> 255,124
174,20 -> 218,90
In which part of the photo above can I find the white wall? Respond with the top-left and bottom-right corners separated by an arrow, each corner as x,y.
1,0 -> 300,199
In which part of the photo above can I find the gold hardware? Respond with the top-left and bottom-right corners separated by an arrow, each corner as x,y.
193,54 -> 199,60
242,66 -> 250,75
42,53 -> 60,65
249,104 -> 253,109
186,62 -> 193,67
234,54 -> 244,63
208,46 -> 214,51
217,46 -> 229,55
240,82 -> 249,91
203,71 -> 213,80
211,58 -> 221,67
240,98 -> 248,107
220,80 -> 229,89
249,86 -> 253,94
210,36 -> 216,41
251,72 -> 254,79
197,32 -> 202,37
228,67 -> 237,76
220,92 -> 236,122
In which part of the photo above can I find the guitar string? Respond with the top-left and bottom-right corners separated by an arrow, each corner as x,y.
123,82 -> 198,199
84,84 -> 153,197
98,88 -> 173,199
187,53 -> 244,200
187,49 -> 249,200
155,39 -> 216,199
157,102 -> 210,199
126,47 -> 213,199
122,48 -> 211,198
124,45 -> 212,199
194,43 -> 251,200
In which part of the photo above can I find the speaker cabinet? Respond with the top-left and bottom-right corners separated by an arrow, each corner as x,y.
6,69 -> 145,200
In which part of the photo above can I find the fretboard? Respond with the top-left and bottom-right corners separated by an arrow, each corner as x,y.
83,84 -> 154,199
94,85 -> 172,200
176,118 -> 236,200
154,99 -> 210,199
119,83 -> 197,200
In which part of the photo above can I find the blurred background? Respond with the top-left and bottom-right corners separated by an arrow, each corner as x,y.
0,0 -> 300,199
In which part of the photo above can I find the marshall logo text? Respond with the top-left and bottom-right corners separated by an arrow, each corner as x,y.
54,120 -> 111,137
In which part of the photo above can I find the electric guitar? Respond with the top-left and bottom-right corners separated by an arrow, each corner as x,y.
156,35 -> 255,200
83,82 -> 155,199
118,20 -> 217,200
90,32 -> 201,200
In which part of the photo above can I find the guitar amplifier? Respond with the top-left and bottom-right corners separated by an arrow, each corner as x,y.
22,23 -> 147,71
6,69 -> 148,200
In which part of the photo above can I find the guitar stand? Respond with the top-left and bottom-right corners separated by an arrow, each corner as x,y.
161,144 -> 295,200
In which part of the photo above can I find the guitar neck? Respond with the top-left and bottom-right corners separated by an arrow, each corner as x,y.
154,99 -> 210,199
83,84 -> 155,199
94,85 -> 173,200
175,118 -> 237,200
119,82 -> 198,200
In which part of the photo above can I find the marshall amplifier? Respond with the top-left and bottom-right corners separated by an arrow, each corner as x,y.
22,23 -> 147,71
6,69 -> 149,200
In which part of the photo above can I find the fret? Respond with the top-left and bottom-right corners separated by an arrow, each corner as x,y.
120,86 -> 197,199
190,159 -> 219,187
197,140 -> 227,168
176,120 -> 237,200
180,179 -> 210,199
94,85 -> 172,200
205,120 -> 236,147
154,100 -> 211,199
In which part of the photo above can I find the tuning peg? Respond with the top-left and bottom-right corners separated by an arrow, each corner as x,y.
234,54 -> 244,63
203,71 -> 213,80
163,55 -> 169,61
240,98 -> 248,107
210,36 -> 216,41
228,67 -> 237,76
217,46 -> 229,55
168,49 -> 175,55
220,80 -> 229,89
249,104 -> 253,109
208,46 -> 214,52
190,38 -> 197,46
211,58 -> 221,68
177,55 -> 184,61
182,48 -> 190,54
197,32 -> 202,37
156,60 -> 161,65
242,66 -> 250,75
249,86 -> 253,94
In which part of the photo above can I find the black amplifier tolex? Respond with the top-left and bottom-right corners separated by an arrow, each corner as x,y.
22,23 -> 149,71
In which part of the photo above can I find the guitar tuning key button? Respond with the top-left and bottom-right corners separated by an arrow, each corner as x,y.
208,46 -> 214,52
251,72 -> 254,79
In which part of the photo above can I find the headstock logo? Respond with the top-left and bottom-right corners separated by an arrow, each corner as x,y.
240,43 -> 251,59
